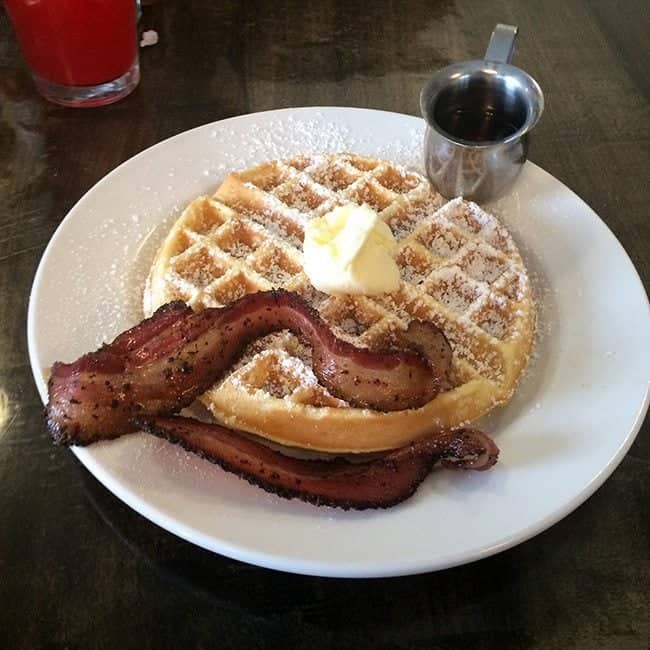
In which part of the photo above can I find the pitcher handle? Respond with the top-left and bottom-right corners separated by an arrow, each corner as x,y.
484,23 -> 518,64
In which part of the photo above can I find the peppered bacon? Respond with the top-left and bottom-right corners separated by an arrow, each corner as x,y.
135,416 -> 499,510
47,290 -> 449,446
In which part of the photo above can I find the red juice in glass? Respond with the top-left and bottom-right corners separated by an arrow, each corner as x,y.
4,0 -> 140,107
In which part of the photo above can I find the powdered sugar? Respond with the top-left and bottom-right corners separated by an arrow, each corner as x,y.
57,208 -> 179,351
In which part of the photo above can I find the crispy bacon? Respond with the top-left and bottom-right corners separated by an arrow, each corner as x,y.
135,416 -> 499,510
47,290 -> 449,446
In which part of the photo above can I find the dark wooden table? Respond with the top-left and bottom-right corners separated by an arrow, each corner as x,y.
1,2 -> 648,648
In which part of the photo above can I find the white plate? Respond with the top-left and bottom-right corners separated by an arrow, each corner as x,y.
28,107 -> 650,577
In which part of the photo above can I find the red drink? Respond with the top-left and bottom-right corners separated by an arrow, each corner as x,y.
4,0 -> 139,107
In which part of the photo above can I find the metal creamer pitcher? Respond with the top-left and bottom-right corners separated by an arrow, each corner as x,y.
420,24 -> 544,202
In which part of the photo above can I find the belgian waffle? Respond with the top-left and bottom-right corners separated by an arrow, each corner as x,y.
144,154 -> 535,452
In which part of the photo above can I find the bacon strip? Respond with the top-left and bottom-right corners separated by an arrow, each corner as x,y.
47,290 -> 448,446
394,319 -> 453,391
135,416 -> 499,510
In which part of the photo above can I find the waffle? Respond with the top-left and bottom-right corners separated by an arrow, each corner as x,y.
145,154 -> 535,452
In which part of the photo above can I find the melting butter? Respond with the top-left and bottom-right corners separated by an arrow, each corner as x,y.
303,204 -> 400,295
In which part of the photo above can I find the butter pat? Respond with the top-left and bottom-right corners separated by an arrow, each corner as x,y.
303,204 -> 400,295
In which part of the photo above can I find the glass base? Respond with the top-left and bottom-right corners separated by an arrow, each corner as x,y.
33,60 -> 140,108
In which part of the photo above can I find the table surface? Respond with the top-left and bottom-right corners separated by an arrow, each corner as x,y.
1,1 -> 648,649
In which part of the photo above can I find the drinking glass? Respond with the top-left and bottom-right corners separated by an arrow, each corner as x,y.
4,0 -> 140,108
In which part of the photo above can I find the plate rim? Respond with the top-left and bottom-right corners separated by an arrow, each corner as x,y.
27,106 -> 650,577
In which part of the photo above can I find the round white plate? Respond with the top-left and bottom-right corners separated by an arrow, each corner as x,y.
28,107 -> 650,577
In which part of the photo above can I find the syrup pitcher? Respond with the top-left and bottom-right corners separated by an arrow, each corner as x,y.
421,24 -> 544,201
